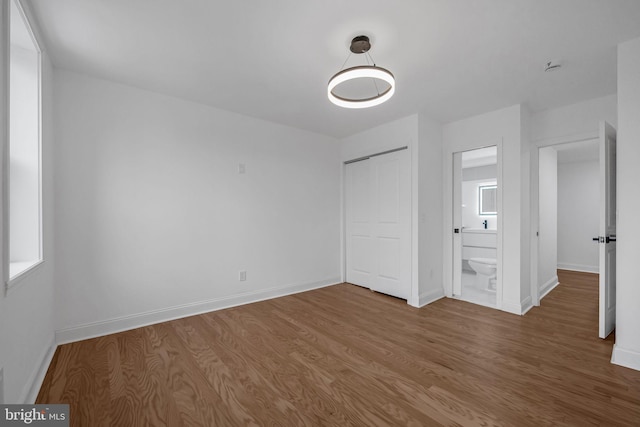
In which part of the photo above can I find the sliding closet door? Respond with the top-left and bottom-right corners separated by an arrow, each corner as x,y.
345,159 -> 373,288
345,149 -> 410,300
370,150 -> 411,299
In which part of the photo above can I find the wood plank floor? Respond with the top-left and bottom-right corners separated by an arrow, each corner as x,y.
37,270 -> 640,426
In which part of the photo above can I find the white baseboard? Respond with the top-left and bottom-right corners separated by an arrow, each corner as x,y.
408,295 -> 420,307
501,300 -> 523,315
520,296 -> 533,315
501,296 -> 532,316
20,337 -> 57,404
417,288 -> 445,307
539,276 -> 559,301
557,263 -> 598,274
611,344 -> 640,372
56,277 -> 341,345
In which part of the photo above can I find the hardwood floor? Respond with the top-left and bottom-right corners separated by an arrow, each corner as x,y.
37,270 -> 640,426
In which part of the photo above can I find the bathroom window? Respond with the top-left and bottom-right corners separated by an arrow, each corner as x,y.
479,185 -> 497,215
7,0 -> 43,285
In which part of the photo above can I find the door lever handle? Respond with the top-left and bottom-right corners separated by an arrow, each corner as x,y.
593,236 -> 617,243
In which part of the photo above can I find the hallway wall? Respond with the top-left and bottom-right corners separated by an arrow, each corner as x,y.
557,159 -> 599,272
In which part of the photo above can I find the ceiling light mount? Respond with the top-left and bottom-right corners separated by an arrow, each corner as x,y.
328,35 -> 395,109
349,35 -> 371,53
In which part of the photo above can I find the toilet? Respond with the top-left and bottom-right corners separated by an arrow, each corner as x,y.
468,257 -> 497,291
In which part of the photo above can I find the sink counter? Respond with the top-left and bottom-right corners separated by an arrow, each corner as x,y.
462,228 -> 497,233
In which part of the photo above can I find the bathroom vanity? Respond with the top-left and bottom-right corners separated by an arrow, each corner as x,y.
462,228 -> 497,261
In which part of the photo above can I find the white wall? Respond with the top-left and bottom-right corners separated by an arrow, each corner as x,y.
613,36 -> 640,371
537,147 -> 558,296
0,1 -> 56,403
443,104 -> 530,314
557,160 -> 599,272
530,94 -> 617,142
53,70 -> 341,342
340,115 -> 418,162
519,106 -> 531,308
417,114 -> 445,306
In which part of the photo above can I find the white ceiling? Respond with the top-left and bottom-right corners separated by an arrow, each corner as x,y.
26,0 -> 640,138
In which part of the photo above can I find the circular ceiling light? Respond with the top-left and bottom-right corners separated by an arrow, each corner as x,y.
327,35 -> 395,109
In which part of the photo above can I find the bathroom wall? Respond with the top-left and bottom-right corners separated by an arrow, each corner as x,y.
557,159 -> 599,272
462,164 -> 497,230
462,180 -> 497,229
462,164 -> 497,181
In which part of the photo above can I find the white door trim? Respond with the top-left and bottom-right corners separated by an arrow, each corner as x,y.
446,143 -> 503,310
529,131 -> 598,306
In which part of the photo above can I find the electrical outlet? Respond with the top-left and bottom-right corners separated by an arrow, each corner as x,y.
0,367 -> 4,404
238,163 -> 246,174
239,271 -> 247,281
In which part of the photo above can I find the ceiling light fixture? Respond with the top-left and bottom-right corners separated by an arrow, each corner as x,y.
328,35 -> 395,109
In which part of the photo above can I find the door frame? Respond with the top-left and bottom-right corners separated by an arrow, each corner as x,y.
444,142 -> 504,311
530,131 -> 599,306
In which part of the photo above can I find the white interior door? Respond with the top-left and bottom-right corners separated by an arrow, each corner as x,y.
452,152 -> 462,296
345,149 -> 410,300
599,121 -> 617,339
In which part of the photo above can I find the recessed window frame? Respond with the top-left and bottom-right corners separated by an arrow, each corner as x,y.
3,0 -> 44,292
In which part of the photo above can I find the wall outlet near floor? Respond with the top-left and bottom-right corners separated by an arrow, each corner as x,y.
239,271 -> 247,281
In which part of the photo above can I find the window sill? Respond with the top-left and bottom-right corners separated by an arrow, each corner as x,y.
7,259 -> 44,292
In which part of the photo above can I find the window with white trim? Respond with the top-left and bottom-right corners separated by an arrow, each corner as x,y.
8,0 -> 42,284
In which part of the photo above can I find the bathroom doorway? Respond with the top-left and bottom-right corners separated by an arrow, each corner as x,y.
452,146 -> 499,308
